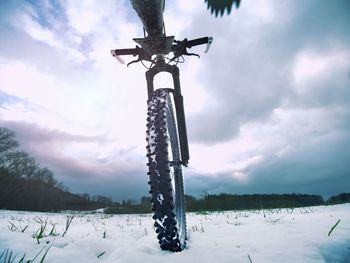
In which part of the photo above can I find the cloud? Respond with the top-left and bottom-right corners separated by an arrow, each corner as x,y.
0,91 -> 24,109
0,120 -> 148,200
290,48 -> 350,108
178,0 -> 350,199
5,0 -> 86,65
247,131 -> 350,198
185,118 -> 350,199
0,0 -> 151,200
185,0 -> 350,144
0,1 -> 148,145
1,0 -> 349,200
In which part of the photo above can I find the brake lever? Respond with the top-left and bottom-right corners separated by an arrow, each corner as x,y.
170,39 -> 201,62
127,58 -> 142,67
126,48 -> 152,67
183,49 -> 200,59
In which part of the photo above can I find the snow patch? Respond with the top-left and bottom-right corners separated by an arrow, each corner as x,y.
0,205 -> 349,262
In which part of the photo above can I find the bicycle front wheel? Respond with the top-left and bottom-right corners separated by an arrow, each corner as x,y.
146,88 -> 187,252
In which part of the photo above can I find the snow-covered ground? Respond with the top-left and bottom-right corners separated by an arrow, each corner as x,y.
1,204 -> 349,262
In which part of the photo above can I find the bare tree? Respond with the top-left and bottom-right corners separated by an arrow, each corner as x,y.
0,151 -> 36,178
92,195 -> 113,206
32,166 -> 48,182
0,128 -> 37,178
33,166 -> 57,186
56,181 -> 68,192
80,193 -> 91,201
0,127 -> 18,154
19,155 -> 37,180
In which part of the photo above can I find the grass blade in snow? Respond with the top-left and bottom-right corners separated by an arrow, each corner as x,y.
328,219 -> 341,236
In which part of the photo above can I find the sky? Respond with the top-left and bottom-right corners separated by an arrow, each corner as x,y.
0,0 -> 349,201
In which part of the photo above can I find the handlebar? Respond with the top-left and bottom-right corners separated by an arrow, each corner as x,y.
111,46 -> 140,57
111,36 -> 213,66
183,37 -> 212,48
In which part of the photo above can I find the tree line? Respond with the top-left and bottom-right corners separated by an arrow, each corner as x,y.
0,127 -> 112,212
1,127 -> 349,213
0,127 -> 67,190
105,192 -> 350,214
185,193 -> 325,212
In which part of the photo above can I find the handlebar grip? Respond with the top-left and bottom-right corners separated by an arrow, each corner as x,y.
186,37 -> 212,48
111,48 -> 139,56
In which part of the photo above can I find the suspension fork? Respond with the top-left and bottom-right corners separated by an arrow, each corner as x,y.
145,59 -> 190,166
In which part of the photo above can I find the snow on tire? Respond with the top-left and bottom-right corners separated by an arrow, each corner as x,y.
146,88 -> 187,252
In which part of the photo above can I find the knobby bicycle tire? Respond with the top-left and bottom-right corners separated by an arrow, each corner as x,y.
146,88 -> 187,252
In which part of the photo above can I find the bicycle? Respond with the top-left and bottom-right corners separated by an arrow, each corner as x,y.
111,0 -> 212,252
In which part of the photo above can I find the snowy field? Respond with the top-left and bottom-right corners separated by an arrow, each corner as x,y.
0,204 -> 349,263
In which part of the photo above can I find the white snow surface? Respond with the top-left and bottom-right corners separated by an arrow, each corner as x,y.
0,204 -> 349,262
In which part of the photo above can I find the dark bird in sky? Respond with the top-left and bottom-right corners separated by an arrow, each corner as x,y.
205,0 -> 241,17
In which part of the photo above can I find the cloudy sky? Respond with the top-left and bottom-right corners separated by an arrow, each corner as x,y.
0,0 -> 349,201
